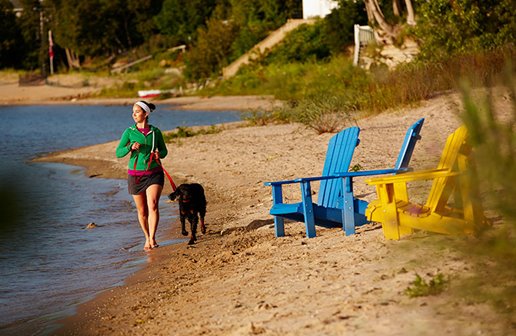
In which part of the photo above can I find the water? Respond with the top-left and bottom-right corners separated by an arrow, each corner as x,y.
0,105 -> 241,335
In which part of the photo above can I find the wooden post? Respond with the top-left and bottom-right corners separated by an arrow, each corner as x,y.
353,24 -> 360,66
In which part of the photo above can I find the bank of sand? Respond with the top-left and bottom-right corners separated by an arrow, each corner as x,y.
0,77 -> 279,111
28,88 -> 513,334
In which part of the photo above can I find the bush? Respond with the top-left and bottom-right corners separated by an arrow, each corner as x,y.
322,0 -> 368,54
405,273 -> 448,298
264,20 -> 331,64
414,0 -> 515,61
184,18 -> 238,80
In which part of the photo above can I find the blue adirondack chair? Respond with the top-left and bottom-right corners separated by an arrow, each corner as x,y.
264,118 -> 424,238
264,127 -> 360,238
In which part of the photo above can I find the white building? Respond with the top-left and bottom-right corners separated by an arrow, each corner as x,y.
302,0 -> 339,19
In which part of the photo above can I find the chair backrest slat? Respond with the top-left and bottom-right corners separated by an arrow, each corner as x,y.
317,127 -> 360,207
394,118 -> 425,169
425,126 -> 469,212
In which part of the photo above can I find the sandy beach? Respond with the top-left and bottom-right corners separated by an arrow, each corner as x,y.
6,81 -> 514,335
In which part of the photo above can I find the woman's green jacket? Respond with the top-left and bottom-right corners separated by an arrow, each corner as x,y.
116,125 -> 168,171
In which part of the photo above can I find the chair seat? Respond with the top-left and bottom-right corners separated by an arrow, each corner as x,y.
398,201 -> 431,217
271,200 -> 369,227
270,203 -> 302,216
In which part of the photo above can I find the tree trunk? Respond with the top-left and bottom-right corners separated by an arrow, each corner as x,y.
404,0 -> 416,25
393,0 -> 401,17
364,0 -> 396,43
65,48 -> 81,69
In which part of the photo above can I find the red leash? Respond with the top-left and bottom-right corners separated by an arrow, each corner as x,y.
149,152 -> 177,191
133,152 -> 177,192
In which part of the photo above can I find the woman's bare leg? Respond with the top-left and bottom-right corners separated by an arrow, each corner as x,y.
132,193 -> 151,251
146,184 -> 163,248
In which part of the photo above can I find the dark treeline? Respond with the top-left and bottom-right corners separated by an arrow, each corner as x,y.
0,0 -> 305,76
0,0 -> 514,81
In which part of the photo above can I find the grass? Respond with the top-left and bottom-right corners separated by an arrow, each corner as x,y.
201,46 -> 514,131
405,273 -> 448,298
454,65 -> 516,321
163,125 -> 223,142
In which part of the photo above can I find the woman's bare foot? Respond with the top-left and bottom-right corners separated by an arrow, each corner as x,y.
144,240 -> 152,251
150,240 -> 159,248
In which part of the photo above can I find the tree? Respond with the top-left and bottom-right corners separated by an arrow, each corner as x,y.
363,0 -> 415,44
0,0 -> 23,68
18,0 -> 44,69
229,0 -> 293,58
184,18 -> 237,80
414,0 -> 515,60
155,0 -> 217,44
323,0 -> 368,54
46,0 -> 163,68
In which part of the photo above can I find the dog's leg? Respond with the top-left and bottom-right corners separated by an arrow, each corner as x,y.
180,211 -> 188,236
200,212 -> 206,234
187,213 -> 198,245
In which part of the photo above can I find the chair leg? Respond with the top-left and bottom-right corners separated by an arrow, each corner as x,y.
301,182 -> 316,238
274,216 -> 285,237
342,177 -> 356,236
271,184 -> 286,238
382,202 -> 401,240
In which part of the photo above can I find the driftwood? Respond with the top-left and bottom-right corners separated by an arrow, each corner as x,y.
111,55 -> 152,74
18,72 -> 46,86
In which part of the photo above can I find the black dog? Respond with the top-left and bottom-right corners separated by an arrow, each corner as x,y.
168,183 -> 207,245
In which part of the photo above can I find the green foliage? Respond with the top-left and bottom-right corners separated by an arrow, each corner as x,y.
460,63 -> 516,251
264,20 -> 331,64
184,18 -> 238,80
444,65 -> 516,322
46,0 -> 160,57
241,108 -> 293,126
163,125 -> 222,142
322,0 -> 368,54
349,164 -> 363,172
155,0 -> 216,43
18,0 -> 43,69
289,92 -> 357,134
208,46 -> 514,132
405,273 -> 448,298
183,0 -> 296,80
414,0 -> 515,61
229,0 -> 290,59
0,0 -> 23,68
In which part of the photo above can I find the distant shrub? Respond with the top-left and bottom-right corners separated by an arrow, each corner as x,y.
241,108 -> 292,126
414,0 -> 515,61
163,125 -> 222,142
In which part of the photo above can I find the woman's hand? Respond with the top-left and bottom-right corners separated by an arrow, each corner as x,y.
131,142 -> 141,151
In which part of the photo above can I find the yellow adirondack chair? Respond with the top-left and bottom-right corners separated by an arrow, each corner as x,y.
365,126 -> 486,240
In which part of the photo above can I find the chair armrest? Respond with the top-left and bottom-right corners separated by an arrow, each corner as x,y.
264,168 -> 409,186
264,174 -> 345,186
334,168 -> 408,177
365,168 -> 459,185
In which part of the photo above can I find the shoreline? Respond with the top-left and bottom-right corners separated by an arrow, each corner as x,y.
9,85 -> 514,334
0,82 -> 281,111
